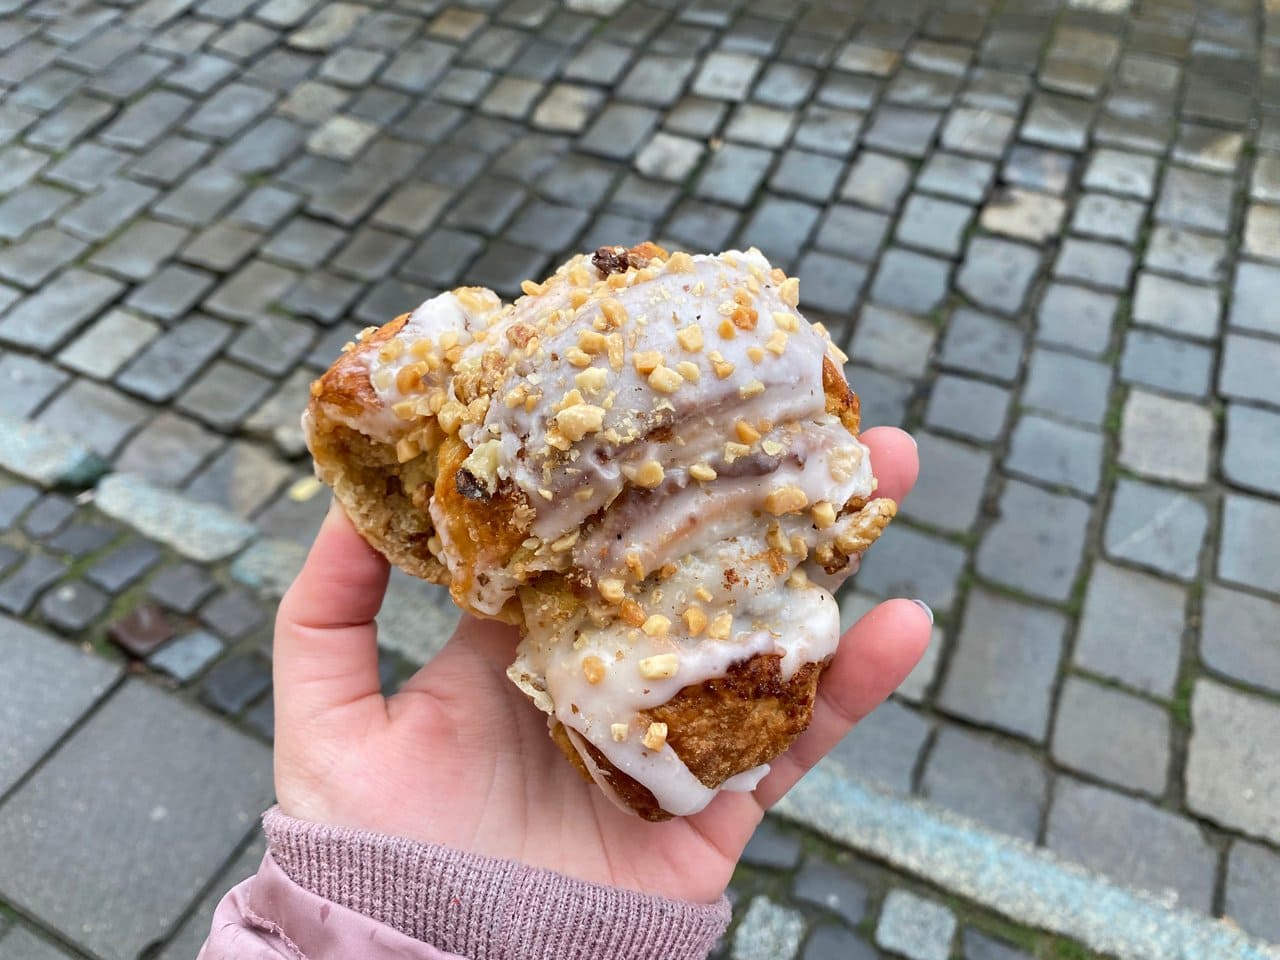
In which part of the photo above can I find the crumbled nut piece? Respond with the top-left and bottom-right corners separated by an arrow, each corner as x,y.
766,330 -> 788,355
504,385 -> 528,408
666,251 -> 694,273
659,562 -> 678,579
625,553 -> 645,578
575,367 -> 608,393
555,404 -> 607,441
676,325 -> 704,351
812,500 -> 837,529
707,612 -> 733,640
709,352 -> 735,379
579,329 -> 606,353
689,462 -> 717,482
611,723 -> 630,742
600,298 -> 628,327
648,365 -> 683,394
582,655 -> 605,684
718,319 -> 737,339
735,420 -> 762,443
767,523 -> 790,552
724,441 -> 751,463
740,378 -> 765,398
633,350 -> 663,374
779,276 -> 800,307
762,439 -> 785,456
684,606 -> 708,636
357,325 -> 378,342
641,616 -> 672,639
624,459 -> 665,489
695,585 -> 713,602
392,400 -> 416,421
396,362 -> 426,395
676,360 -> 700,382
538,488 -> 553,500
599,578 -> 626,604
747,345 -> 765,364
642,722 -> 668,751
379,338 -> 405,363
569,264 -> 592,287
438,400 -> 466,435
521,279 -> 548,297
765,485 -> 809,515
731,290 -> 758,330
570,288 -> 590,309
551,529 -> 580,552
620,599 -> 646,626
790,534 -> 809,559
787,569 -> 809,589
395,437 -> 420,463
606,333 -> 625,370
773,311 -> 798,332
566,347 -> 592,368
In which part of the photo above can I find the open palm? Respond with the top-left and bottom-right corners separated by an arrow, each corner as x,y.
273,427 -> 928,905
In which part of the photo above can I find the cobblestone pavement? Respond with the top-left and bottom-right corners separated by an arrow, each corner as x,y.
2,0 -> 1280,955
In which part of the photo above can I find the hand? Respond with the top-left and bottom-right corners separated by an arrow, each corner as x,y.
273,426 -> 929,905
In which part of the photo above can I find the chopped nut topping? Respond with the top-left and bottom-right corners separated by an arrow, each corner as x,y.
438,400 -> 466,435
689,462 -> 717,482
709,352 -> 735,379
598,578 -> 626,604
747,346 -> 765,364
766,331 -> 788,355
625,553 -> 645,578
718,319 -> 737,339
392,400 -> 416,421
600,298 -> 628,328
707,612 -> 733,640
684,606 -> 708,636
666,251 -> 694,273
762,439 -> 785,456
724,441 -> 751,463
575,367 -> 608,392
773,311 -> 798,332
579,329 -> 606,353
779,276 -> 800,307
555,403 -> 607,441
641,616 -> 672,639
676,360 -> 700,382
521,279 -> 548,297
695,585 -> 713,602
582,655 -> 605,684
570,288 -> 590,309
551,529 -> 580,552
735,420 -> 762,443
740,378 -> 765,398
611,722 -> 630,742
676,324 -> 704,352
787,569 -> 809,589
642,722 -> 668,751
633,350 -> 663,374
648,365 -> 683,394
790,534 -> 809,559
565,346 -> 592,368
569,264 -> 592,287
767,523 -> 790,552
395,437 -> 420,463
624,459 -> 665,489
379,338 -> 405,362
620,599 -> 646,626
765,485 -> 810,515
812,500 -> 837,529
606,333 -> 625,370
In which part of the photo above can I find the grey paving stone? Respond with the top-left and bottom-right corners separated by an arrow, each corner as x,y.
371,182 -> 453,236
1004,414 -> 1103,498
803,926 -> 877,960
1071,192 -> 1145,244
1187,679 -> 1280,846
850,306 -> 935,379
59,179 -> 160,245
331,226 -> 413,281
1051,676 -> 1170,797
1155,166 -> 1233,235
791,105 -> 864,157
184,440 -> 291,520
924,374 -> 1011,444
741,817 -> 801,870
787,249 -> 863,316
37,379 -> 148,460
895,194 -> 971,258
88,220 -> 191,283
200,651 -> 272,715
0,680 -> 272,959
128,136 -> 211,187
844,364 -> 912,429
0,225 -> 86,290
979,189 -> 1065,245
1054,238 -> 1133,292
100,89 -> 192,150
0,924 -> 78,959
1082,148 -> 1157,199
153,166 -> 246,227
1118,329 -> 1213,399
0,145 -> 49,194
0,484 -> 39,532
38,579 -> 109,634
937,308 -> 1023,383
1173,123 -> 1242,173
813,205 -> 889,263
147,629 -> 225,683
693,142 -> 772,208
841,151 -> 911,212
957,236 -> 1040,317
869,249 -> 949,316
0,184 -> 75,241
0,553 -> 65,616
147,561 -> 218,616
964,931 -> 1032,960
1200,582 -> 1280,696
1223,403 -> 1280,497
1229,260 -> 1280,337
1002,145 -> 1074,197
862,106 -> 941,160
0,614 -> 120,794
856,519 -> 967,612
940,107 -> 1013,160
1074,561 -> 1184,699
828,699 -> 930,794
1143,225 -> 1227,284
45,521 -> 118,559
876,890 -> 956,960
693,50 -> 762,100
1022,348 -> 1112,428
181,222 -> 262,273
85,540 -> 162,595
44,142 -> 129,193
1225,840 -> 1280,943
1219,494 -> 1280,596
116,316 -> 234,404
1105,478 -> 1209,582
1046,777 -> 1216,913
1119,390 -> 1213,486
0,354 -> 68,419
977,480 -> 1089,603
903,431 -> 991,533
176,360 -> 276,431
125,264 -> 217,322
917,151 -> 993,203
793,860 -> 868,926
725,103 -> 795,150
1220,333 -> 1280,409
380,37 -> 454,93
1035,283 -> 1115,357
22,495 -> 75,539
1131,272 -> 1220,342
1021,92 -> 1092,152
203,259 -> 298,323
24,94 -> 114,152
923,726 -> 1046,841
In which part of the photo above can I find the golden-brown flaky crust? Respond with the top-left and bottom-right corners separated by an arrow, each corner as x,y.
305,245 -> 896,819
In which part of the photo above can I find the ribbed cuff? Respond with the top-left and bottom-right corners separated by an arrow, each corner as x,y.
263,807 -> 730,960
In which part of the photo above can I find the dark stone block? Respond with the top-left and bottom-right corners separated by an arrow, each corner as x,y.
200,653 -> 272,716
199,587 -> 266,641
922,726 -> 1047,840
146,562 -> 218,614
108,603 -> 175,658
86,541 -> 162,594
39,579 -> 109,633
22,495 -> 76,539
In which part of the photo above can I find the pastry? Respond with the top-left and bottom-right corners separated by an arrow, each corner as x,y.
304,244 -> 896,820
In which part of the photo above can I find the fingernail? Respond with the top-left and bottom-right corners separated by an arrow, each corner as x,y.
911,599 -> 933,625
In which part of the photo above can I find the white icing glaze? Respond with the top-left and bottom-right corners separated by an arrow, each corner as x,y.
721,764 -> 771,793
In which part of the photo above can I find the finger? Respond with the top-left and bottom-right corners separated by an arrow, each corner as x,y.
754,598 -> 931,808
274,500 -> 390,718
860,426 -> 918,505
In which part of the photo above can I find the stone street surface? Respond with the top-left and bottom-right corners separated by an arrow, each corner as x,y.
1,0 -> 1280,956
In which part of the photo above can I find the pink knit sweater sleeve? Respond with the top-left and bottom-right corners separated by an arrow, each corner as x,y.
198,807 -> 730,960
